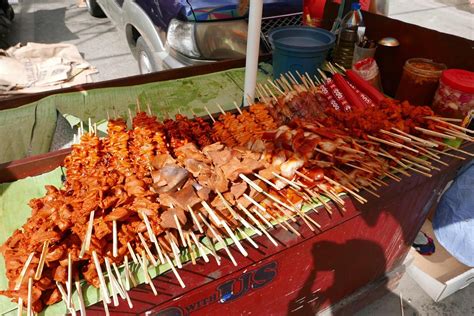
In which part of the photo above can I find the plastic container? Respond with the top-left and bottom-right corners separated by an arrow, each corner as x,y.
432,69 -> 474,119
332,2 -> 365,69
395,58 -> 447,105
352,44 -> 377,65
269,26 -> 336,80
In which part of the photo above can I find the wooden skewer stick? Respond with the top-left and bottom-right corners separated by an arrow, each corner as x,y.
380,129 -> 413,142
391,128 -> 437,147
405,164 -> 433,177
272,172 -> 303,190
185,233 -> 197,265
253,172 -> 281,190
236,212 -> 264,235
75,280 -> 86,316
138,232 -> 158,266
187,205 -> 204,233
17,298 -> 23,316
425,116 -> 474,134
264,84 -> 279,102
324,176 -> 367,204
189,231 -> 210,263
243,194 -> 273,229
237,228 -> 259,249
139,251 -> 158,295
15,253 -> 35,291
411,143 -> 448,165
106,261 -> 126,301
112,220 -> 118,258
302,186 -> 332,215
429,138 -> 474,157
233,101 -> 243,115
267,79 -> 285,95
174,213 -> 187,247
425,116 -> 462,123
124,255 -> 137,289
56,281 -> 76,315
164,252 -> 186,288
167,234 -> 183,268
34,241 -> 49,280
100,290 -> 110,316
198,213 -> 238,266
204,106 -> 216,123
315,147 -> 334,157
237,203 -> 279,247
27,278 -> 33,316
201,200 -> 224,226
92,251 -> 111,304
79,210 -> 95,258
436,125 -> 474,141
67,253 -> 73,309
415,127 -> 456,140
220,220 -> 249,257
216,103 -> 227,115
112,263 -> 133,308
104,258 -> 119,306
367,135 -> 419,153
216,190 -> 238,219
126,242 -> 139,264
140,213 -> 163,263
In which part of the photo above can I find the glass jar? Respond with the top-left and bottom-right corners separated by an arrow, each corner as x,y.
395,58 -> 447,105
432,69 -> 474,119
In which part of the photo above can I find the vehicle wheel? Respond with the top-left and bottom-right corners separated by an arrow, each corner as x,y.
136,36 -> 159,74
86,0 -> 105,18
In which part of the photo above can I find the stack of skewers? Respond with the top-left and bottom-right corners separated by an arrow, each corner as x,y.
1,67 -> 473,316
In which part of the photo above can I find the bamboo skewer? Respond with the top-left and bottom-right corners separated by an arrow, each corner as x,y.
138,233 -> 158,267
27,278 -> 32,316
126,242 -> 139,264
92,251 -> 111,304
142,212 -> 163,263
67,253 -> 72,309
189,231 -> 210,263
34,241 -> 49,280
167,234 -> 183,268
198,213 -> 238,265
187,205 -> 204,233
391,128 -> 438,147
237,203 -> 279,247
415,127 -> 456,140
112,220 -> 118,258
80,210 -> 95,258
164,253 -> 186,288
104,258 -> 119,306
425,116 -> 473,134
139,251 -> 157,296
186,234 -> 197,265
17,298 -> 23,316
112,263 -> 133,308
237,228 -> 259,248
75,280 -> 86,316
174,213 -> 187,247
429,138 -> 474,157
15,253 -> 34,291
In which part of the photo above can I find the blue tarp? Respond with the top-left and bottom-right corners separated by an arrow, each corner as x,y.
433,160 -> 474,267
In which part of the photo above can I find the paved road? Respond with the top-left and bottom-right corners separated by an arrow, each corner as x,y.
8,0 -> 139,82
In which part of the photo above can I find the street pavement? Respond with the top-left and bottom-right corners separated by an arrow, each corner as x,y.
8,0 -> 139,82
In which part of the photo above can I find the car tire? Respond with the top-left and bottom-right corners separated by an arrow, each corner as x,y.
86,0 -> 105,18
136,36 -> 159,74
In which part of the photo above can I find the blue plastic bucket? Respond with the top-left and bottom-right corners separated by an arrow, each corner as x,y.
269,26 -> 336,81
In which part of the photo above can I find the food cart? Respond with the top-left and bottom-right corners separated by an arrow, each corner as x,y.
0,4 -> 473,315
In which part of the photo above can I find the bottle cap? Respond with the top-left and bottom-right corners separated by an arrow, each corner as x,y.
440,69 -> 474,94
351,2 -> 361,10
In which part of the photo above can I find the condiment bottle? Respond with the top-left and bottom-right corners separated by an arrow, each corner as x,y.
332,2 -> 365,69
432,69 -> 474,119
395,58 -> 446,105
